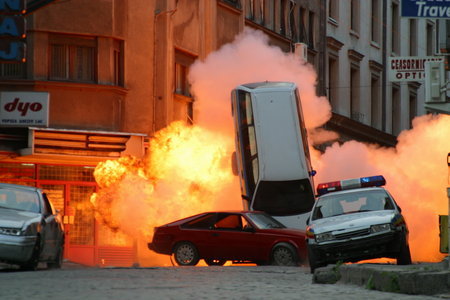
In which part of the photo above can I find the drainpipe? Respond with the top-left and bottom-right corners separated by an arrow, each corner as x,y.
381,0 -> 387,132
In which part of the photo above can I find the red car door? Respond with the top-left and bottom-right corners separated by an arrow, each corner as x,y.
205,213 -> 270,261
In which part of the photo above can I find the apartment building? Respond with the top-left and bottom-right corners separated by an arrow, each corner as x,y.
325,0 -> 443,145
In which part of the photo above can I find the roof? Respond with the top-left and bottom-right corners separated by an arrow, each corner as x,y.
0,182 -> 41,192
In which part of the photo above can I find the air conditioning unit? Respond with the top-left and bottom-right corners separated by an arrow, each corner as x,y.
294,43 -> 307,61
425,61 -> 446,103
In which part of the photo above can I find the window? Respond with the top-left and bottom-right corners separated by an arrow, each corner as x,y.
328,0 -> 339,23
392,85 -> 401,135
409,19 -> 417,56
238,90 -> 258,198
0,62 -> 24,79
253,179 -> 314,216
308,11 -> 315,49
288,1 -> 296,40
280,0 -> 287,35
174,49 -> 196,124
263,0 -> 274,29
299,7 -> 306,43
245,0 -> 254,20
328,56 -> 339,110
350,0 -> 359,34
426,22 -> 434,55
371,0 -> 380,43
220,0 -> 241,9
49,35 -> 96,83
409,85 -> 417,129
371,74 -> 381,130
391,2 -> 400,54
350,66 -> 362,122
113,39 -> 124,87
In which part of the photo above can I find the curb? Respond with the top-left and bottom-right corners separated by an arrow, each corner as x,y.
313,260 -> 450,296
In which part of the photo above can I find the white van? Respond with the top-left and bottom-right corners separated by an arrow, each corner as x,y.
231,81 -> 315,229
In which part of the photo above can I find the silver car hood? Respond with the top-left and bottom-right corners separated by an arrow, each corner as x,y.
0,207 -> 41,228
309,210 -> 397,234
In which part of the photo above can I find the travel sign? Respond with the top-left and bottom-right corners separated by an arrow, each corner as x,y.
402,0 -> 450,18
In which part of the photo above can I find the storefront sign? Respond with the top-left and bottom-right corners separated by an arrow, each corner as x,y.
402,0 -> 450,18
0,91 -> 49,126
0,0 -> 26,62
388,56 -> 444,82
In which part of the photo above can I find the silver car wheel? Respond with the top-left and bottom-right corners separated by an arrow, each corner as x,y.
272,244 -> 297,266
174,242 -> 199,266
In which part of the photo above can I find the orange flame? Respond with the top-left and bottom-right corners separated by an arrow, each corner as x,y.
90,121 -> 239,265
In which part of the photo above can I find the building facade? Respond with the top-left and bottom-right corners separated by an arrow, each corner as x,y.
325,0 -> 447,145
0,0 -> 322,267
0,0 -> 446,267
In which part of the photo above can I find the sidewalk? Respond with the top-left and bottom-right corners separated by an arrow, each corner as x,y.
313,258 -> 450,296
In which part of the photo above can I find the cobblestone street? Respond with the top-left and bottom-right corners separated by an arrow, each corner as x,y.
0,263 -> 441,300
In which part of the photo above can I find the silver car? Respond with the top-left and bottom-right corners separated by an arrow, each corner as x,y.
306,176 -> 411,273
0,183 -> 64,270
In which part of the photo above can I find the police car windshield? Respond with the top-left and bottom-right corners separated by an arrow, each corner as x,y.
311,189 -> 395,220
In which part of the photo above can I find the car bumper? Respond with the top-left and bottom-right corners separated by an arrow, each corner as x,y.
0,234 -> 37,264
308,231 -> 403,264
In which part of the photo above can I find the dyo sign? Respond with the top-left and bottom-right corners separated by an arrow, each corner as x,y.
0,91 -> 49,126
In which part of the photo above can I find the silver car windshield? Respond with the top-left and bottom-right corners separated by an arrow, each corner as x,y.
246,213 -> 286,229
311,190 -> 395,220
0,188 -> 40,213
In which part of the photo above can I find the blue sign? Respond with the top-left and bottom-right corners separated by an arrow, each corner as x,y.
402,0 -> 450,18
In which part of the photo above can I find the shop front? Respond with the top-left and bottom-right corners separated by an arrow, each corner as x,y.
0,127 -> 146,267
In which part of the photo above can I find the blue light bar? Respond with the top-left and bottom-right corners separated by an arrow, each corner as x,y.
317,175 -> 386,195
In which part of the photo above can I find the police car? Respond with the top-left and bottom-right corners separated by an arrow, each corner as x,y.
306,175 -> 411,273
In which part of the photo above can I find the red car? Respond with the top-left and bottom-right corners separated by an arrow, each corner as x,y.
148,211 -> 307,266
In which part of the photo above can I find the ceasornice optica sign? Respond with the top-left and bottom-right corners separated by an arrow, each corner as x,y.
402,0 -> 450,18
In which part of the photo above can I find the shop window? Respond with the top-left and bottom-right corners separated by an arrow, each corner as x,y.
49,35 -> 96,83
0,163 -> 35,182
69,185 -> 95,245
38,165 -> 96,182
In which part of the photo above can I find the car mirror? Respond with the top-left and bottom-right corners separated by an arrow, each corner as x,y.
243,226 -> 255,233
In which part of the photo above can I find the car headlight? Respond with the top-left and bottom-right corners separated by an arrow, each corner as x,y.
0,227 -> 21,236
315,232 -> 334,243
371,223 -> 391,233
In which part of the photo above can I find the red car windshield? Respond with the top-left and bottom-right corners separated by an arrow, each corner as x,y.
246,213 -> 285,229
